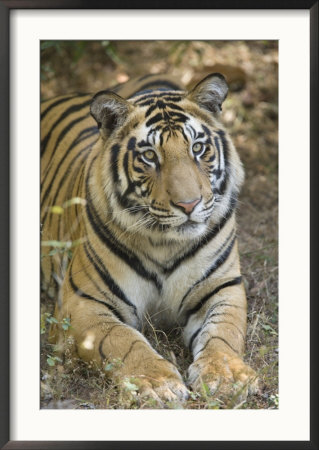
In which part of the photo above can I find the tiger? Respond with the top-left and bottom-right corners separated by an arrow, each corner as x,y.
41,73 -> 258,404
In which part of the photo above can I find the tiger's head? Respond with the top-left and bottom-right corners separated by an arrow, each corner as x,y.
90,74 -> 244,241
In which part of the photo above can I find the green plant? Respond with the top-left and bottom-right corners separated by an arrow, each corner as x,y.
41,312 -> 72,335
47,354 -> 63,367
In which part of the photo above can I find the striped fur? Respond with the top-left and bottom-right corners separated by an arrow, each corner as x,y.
41,73 -> 257,403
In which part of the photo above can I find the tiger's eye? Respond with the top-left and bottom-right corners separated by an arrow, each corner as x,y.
143,150 -> 156,161
192,142 -> 204,154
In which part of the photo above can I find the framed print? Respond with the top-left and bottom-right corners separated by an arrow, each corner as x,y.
1,2 -> 318,449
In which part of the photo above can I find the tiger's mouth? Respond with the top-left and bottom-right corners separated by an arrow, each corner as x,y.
146,205 -> 214,233
147,213 -> 211,236
147,196 -> 215,229
176,220 -> 203,231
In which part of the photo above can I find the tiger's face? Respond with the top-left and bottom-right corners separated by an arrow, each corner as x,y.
91,74 -> 244,241
124,116 -> 217,236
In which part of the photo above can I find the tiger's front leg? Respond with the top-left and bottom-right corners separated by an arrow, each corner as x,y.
184,280 -> 258,401
51,264 -> 189,405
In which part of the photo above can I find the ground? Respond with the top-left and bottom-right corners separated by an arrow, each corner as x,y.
40,40 -> 278,409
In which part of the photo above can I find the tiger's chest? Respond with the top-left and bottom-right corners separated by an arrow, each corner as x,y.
125,228 -> 235,327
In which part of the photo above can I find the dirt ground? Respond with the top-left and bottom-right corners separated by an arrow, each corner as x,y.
40,40 -> 278,409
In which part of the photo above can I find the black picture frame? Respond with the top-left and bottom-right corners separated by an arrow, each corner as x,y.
0,1 -> 318,449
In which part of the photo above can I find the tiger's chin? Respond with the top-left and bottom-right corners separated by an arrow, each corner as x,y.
176,220 -> 208,235
161,220 -> 209,241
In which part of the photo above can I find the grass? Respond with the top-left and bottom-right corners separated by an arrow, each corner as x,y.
40,40 -> 278,410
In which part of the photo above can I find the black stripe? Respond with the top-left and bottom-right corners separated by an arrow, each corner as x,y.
41,113 -> 92,190
133,166 -> 144,174
98,303 -> 124,322
188,327 -> 201,350
114,189 -> 137,211
98,324 -> 125,360
138,79 -> 181,92
195,335 -> 239,356
145,104 -> 158,118
216,130 -> 230,194
145,101 -> 184,119
85,184 -> 162,291
74,126 -> 98,143
179,231 -> 236,313
127,137 -> 136,151
131,91 -> 155,100
138,99 -> 157,107
213,136 -> 222,177
46,113 -> 91,160
68,263 -> 124,322
203,235 -> 236,276
167,111 -> 188,123
150,203 -> 170,213
166,102 -> 184,112
146,113 -> 163,128
206,154 -> 216,163
180,127 -> 190,144
202,125 -> 211,137
42,119 -> 98,192
164,195 -> 237,275
123,152 -> 134,195
41,127 -> 96,212
133,91 -> 182,104
110,144 -> 120,184
83,154 -> 160,285
50,127 -> 96,192
137,141 -> 151,151
205,320 -> 245,340
207,300 -> 243,318
84,240 -> 137,314
122,340 -> 145,362
187,124 -> 196,139
41,98 -> 91,155
151,213 -> 176,220
160,95 -> 183,102
55,160 -> 86,241
41,93 -> 87,121
81,250 -> 111,300
42,123 -> 96,182
75,165 -> 85,220
48,143 -> 93,228
185,276 -> 242,323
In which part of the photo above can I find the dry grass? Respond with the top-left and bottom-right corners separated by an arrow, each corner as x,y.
40,40 -> 278,409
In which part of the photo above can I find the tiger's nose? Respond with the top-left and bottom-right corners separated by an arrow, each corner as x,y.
175,198 -> 201,215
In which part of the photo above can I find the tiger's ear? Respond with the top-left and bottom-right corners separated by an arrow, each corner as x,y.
187,73 -> 228,116
90,91 -> 132,138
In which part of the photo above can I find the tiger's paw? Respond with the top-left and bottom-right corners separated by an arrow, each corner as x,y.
187,351 -> 259,403
134,375 -> 189,405
119,366 -> 189,406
